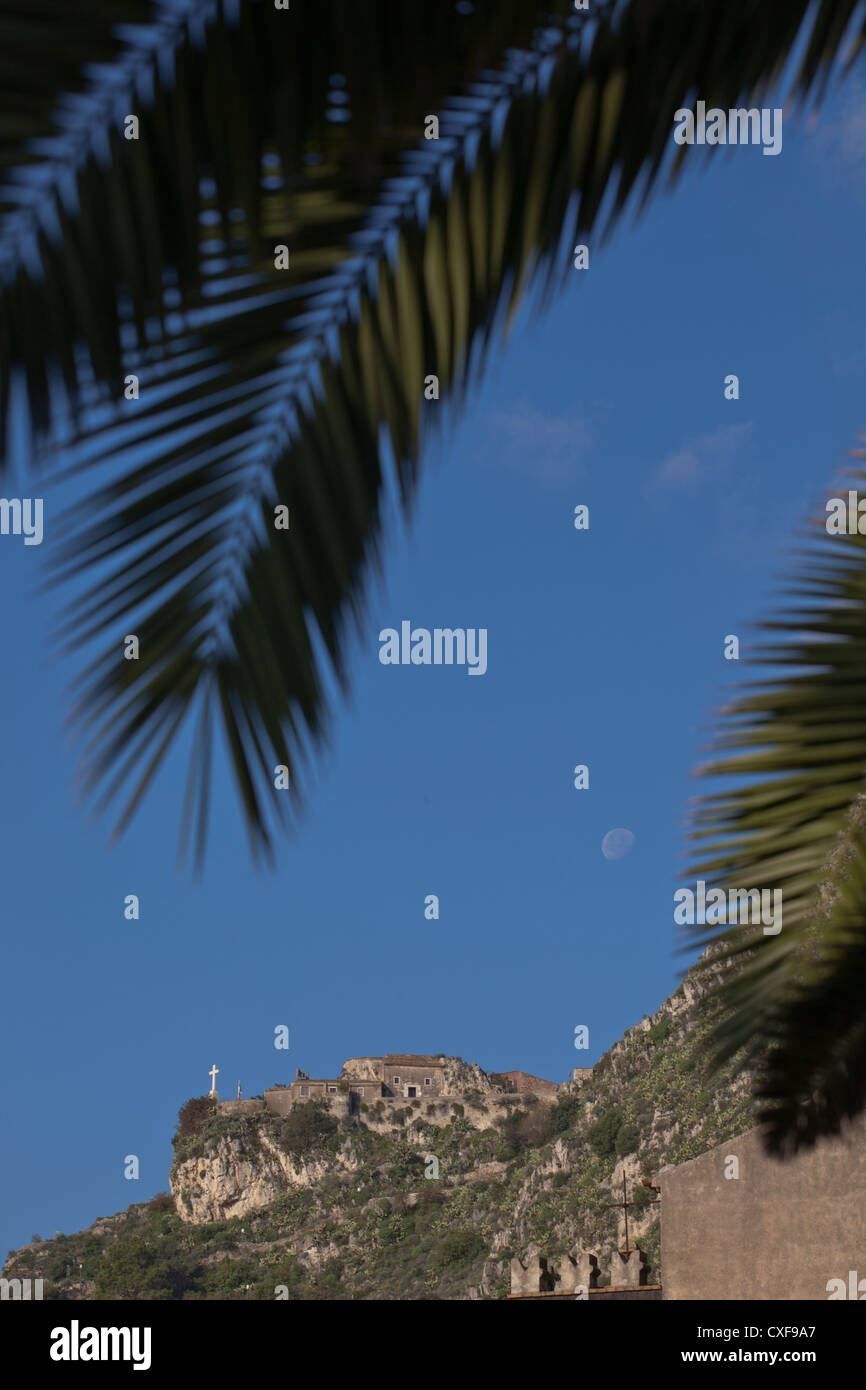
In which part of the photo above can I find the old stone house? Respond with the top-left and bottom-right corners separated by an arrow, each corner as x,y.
219,1051 -> 567,1121
379,1054 -> 446,1098
271,1054 -> 448,1108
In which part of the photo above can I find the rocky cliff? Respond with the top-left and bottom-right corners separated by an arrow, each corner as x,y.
2,952 -> 754,1300
172,1133 -> 364,1224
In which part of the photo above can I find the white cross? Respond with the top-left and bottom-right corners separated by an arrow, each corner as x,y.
208,1064 -> 219,1095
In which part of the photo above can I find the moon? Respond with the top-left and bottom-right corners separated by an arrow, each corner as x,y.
602,828 -> 635,861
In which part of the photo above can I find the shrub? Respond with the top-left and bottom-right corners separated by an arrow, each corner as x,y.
500,1104 -> 552,1156
93,1236 -> 185,1300
436,1229 -> 486,1269
615,1122 -> 640,1157
415,1181 -> 446,1210
587,1108 -> 623,1160
548,1093 -> 583,1135
176,1096 -> 217,1138
198,1256 -> 255,1298
209,1229 -> 239,1251
648,1016 -> 674,1044
147,1192 -> 176,1214
276,1102 -> 338,1155
499,1108 -> 525,1156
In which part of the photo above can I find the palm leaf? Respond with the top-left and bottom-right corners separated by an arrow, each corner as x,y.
2,0 -> 864,870
686,458 -> 866,1152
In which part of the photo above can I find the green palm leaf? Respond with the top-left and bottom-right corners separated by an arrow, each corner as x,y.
1,0 -> 864,876
687,459 -> 866,1152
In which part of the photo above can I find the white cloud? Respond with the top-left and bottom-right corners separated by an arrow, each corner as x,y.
488,398 -> 594,483
653,422 -> 752,491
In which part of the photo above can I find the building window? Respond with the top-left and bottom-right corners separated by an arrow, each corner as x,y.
328,1086 -> 336,1093
393,1076 -> 399,1084
300,1086 -> 308,1096
424,1078 -> 431,1086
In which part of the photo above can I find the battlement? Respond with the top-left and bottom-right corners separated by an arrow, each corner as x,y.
510,1247 -> 660,1299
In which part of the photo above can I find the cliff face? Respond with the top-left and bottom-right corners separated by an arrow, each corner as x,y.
172,1133 -> 363,1224
440,1057 -> 498,1095
340,1057 -> 382,1082
171,1084 -> 543,1225
3,953 -> 755,1300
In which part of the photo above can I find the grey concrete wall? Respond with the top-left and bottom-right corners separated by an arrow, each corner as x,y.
660,1117 -> 866,1300
264,1089 -> 351,1121
499,1071 -> 560,1096
218,1099 -> 266,1116
264,1088 -> 294,1118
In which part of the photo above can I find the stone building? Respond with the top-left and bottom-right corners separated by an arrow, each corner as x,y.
257,1073 -> 382,1118
219,1051 -> 564,1120
273,1055 -> 449,1102
286,1069 -> 384,1101
251,1054 -> 451,1113
660,1116 -> 866,1300
378,1054 -> 446,1098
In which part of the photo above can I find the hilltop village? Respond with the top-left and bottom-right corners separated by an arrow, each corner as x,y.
211,1053 -> 594,1120
4,973 -> 864,1300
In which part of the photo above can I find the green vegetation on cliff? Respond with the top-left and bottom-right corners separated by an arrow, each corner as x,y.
3,963 -> 754,1299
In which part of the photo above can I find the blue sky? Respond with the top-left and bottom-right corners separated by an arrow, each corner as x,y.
3,70 -> 866,1258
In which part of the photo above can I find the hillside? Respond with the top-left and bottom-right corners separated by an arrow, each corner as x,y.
3,955 -> 755,1299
